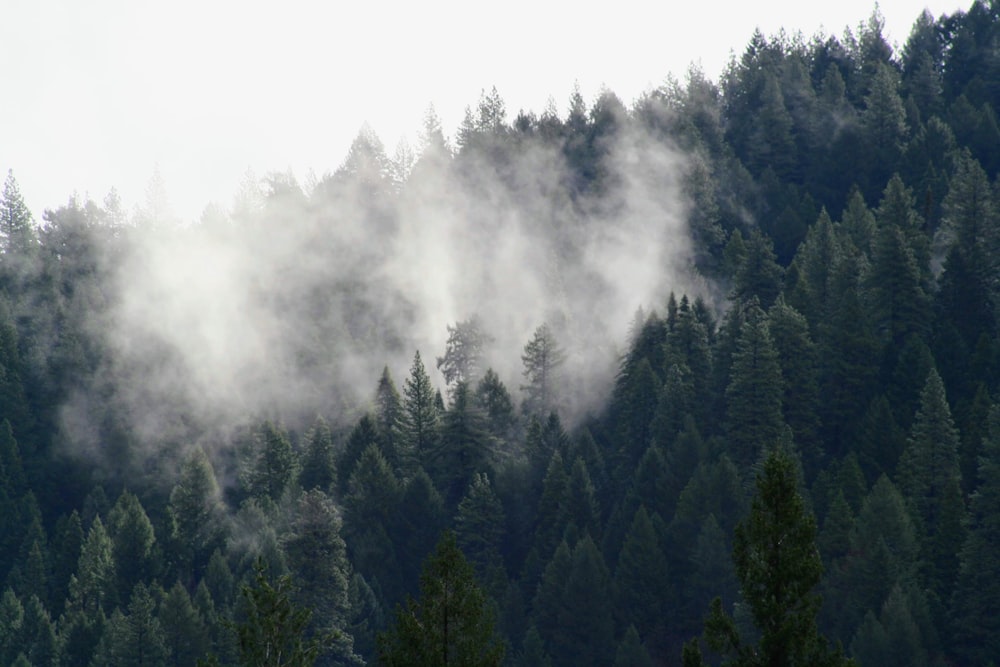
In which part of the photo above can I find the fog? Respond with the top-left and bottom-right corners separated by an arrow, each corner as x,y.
57,104 -> 707,474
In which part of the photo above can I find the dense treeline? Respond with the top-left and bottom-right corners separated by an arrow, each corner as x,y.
3,2 -> 1000,665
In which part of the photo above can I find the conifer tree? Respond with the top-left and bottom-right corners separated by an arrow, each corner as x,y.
245,421 -> 297,504
686,447 -> 852,666
299,416 -> 336,492
402,351 -> 439,467
375,366 -> 405,473
614,506 -> 671,639
950,405 -> 1000,663
168,446 -> 225,582
725,300 -> 785,468
108,490 -> 158,604
520,323 -> 566,418
377,531 -> 504,667
282,490 -> 354,656
455,472 -> 507,584
897,368 -> 965,600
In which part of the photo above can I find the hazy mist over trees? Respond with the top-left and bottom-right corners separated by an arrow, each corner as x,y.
2,2 -> 1000,665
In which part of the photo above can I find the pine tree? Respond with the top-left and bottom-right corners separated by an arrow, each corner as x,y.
245,421 -> 297,504
0,170 -> 37,258
402,351 -> 440,468
430,381 -> 493,506
337,414 -> 380,498
686,447 -> 852,666
455,472 -> 507,585
614,506 -> 670,639
614,625 -> 654,667
168,446 -> 225,581
377,531 -> 504,667
548,535 -> 615,667
725,300 -> 785,468
232,560 -> 328,667
299,416 -> 336,492
159,581 -> 211,667
520,324 -> 566,418
282,490 -> 354,657
437,317 -> 495,393
107,490 -> 158,603
897,368 -> 965,600
950,405 -> 1000,663
375,366 -> 405,474
94,582 -> 169,667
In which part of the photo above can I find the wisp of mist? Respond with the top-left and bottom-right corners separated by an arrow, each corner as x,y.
60,113 -> 705,478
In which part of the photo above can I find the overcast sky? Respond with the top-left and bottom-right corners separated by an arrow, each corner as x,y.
1,0 -> 969,222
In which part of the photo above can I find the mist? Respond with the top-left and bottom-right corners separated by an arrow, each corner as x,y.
57,102 -> 706,476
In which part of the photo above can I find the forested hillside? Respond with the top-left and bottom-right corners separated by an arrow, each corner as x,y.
3,2 -> 1000,666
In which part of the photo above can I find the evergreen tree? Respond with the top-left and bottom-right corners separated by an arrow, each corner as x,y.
614,506 -> 671,639
244,421 -> 297,504
950,405 -> 1000,663
454,472 -> 507,587
377,531 -> 504,667
159,580 -> 211,667
725,300 -> 785,468
474,369 -> 517,454
520,323 -> 566,418
375,366 -> 405,473
402,351 -> 439,468
299,416 -> 336,492
107,490 -> 158,603
548,534 -> 615,667
393,469 -> 448,596
282,489 -> 355,661
0,170 -> 37,259
437,316 -> 494,393
337,414 -> 380,498
614,625 -> 654,667
429,381 -> 493,506
168,446 -> 225,582
67,515 -> 116,615
686,447 -> 851,666
232,560 -> 328,667
92,582 -> 169,667
897,368 -> 965,600
342,444 -> 403,606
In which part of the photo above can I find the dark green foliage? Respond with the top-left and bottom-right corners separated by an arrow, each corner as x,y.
520,323 -> 566,418
337,414 -> 381,498
299,416 -> 336,492
725,300 -> 785,468
92,582 -> 169,667
614,506 -> 670,639
232,560 -> 327,667
402,351 -> 440,468
475,369 -> 517,453
950,405 -> 1000,663
160,580 -> 211,667
615,625 -> 654,667
107,489 -> 158,603
168,446 -> 225,583
282,489 -> 355,660
375,366 -> 405,474
688,446 -> 851,666
244,421 -> 297,504
377,531 -> 504,667
454,472 -> 507,585
430,381 -> 493,506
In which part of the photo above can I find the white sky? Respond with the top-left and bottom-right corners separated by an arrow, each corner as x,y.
1,0 -> 969,223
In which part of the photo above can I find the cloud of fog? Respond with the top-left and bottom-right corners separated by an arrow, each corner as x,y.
58,112 -> 706,477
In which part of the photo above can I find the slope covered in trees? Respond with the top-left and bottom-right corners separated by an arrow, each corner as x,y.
2,2 -> 1000,665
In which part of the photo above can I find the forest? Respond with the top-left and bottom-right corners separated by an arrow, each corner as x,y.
3,1 -> 1000,665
